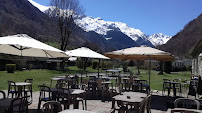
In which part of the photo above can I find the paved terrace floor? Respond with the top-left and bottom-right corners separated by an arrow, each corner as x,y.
14,90 -> 189,113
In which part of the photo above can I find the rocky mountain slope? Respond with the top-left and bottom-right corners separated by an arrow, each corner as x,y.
159,13 -> 202,57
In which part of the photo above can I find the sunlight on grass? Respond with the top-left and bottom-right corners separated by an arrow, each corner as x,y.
0,66 -> 191,92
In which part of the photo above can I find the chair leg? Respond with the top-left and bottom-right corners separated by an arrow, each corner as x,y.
82,100 -> 84,110
37,100 -> 41,113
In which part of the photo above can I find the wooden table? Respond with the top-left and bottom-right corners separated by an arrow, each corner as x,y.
166,108 -> 202,113
106,69 -> 121,77
101,81 -> 113,102
59,109 -> 96,113
112,92 -> 147,113
122,78 -> 130,90
15,82 -> 31,97
0,98 -> 14,113
170,81 -> 181,97
70,89 -> 86,109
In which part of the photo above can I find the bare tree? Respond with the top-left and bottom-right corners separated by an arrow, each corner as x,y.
50,0 -> 84,51
49,0 -> 84,70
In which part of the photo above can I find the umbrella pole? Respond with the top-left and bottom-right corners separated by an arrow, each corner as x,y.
81,58 -> 84,83
148,56 -> 151,87
98,59 -> 101,78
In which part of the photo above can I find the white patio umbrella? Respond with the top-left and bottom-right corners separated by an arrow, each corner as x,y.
0,34 -> 68,58
105,46 -> 174,86
65,47 -> 110,81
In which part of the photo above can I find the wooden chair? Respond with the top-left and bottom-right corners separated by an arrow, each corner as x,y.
7,81 -> 18,98
174,98 -> 200,110
42,101 -> 62,113
0,90 -> 6,99
139,80 -> 150,93
162,79 -> 172,96
96,79 -> 104,98
6,96 -> 29,113
173,78 -> 182,96
37,85 -> 53,113
23,78 -> 34,105
128,95 -> 151,113
117,76 -> 124,93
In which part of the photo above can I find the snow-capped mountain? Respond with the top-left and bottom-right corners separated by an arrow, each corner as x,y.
28,0 -> 170,48
148,33 -> 172,46
76,17 -> 146,41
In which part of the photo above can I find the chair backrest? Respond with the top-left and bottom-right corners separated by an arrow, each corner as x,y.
173,78 -> 181,82
82,79 -> 89,85
0,90 -> 5,99
97,79 -> 103,90
38,85 -> 51,100
174,98 -> 200,110
42,101 -> 62,113
24,79 -> 34,83
139,95 -> 151,113
7,96 -> 28,113
8,80 -> 16,90
163,79 -> 171,88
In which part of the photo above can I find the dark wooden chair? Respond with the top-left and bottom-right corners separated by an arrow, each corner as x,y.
127,95 -> 151,113
173,78 -> 182,96
42,101 -> 62,113
162,79 -> 172,96
23,79 -> 34,105
37,85 -> 53,113
7,81 -> 18,98
174,98 -> 200,110
0,90 -> 6,99
6,96 -> 29,113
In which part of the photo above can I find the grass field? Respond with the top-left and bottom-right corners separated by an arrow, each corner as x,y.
0,66 -> 191,91
129,68 -> 191,91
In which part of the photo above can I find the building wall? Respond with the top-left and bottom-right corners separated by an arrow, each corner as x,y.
192,57 -> 201,75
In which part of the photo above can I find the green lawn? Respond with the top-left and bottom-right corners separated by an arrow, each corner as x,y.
0,66 -> 191,92
0,66 -> 98,91
129,68 -> 191,91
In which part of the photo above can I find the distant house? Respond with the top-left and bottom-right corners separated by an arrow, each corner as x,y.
191,39 -> 202,75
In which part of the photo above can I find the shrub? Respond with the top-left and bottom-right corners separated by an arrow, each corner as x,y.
92,62 -> 98,69
6,64 -> 16,73
122,61 -> 128,72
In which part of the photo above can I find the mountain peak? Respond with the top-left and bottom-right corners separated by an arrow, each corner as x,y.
148,33 -> 172,46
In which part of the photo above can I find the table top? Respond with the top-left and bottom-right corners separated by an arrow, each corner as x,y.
70,89 -> 86,95
102,81 -> 112,84
59,109 -> 96,113
166,108 -> 202,113
122,77 -> 130,80
122,92 -> 147,97
113,92 -> 147,103
15,82 -> 31,86
106,69 -> 121,72
51,77 -> 62,81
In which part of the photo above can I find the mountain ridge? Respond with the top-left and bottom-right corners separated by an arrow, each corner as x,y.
29,0 -> 171,47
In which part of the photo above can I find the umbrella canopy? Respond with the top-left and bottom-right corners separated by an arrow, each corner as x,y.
105,46 -> 174,61
65,47 -> 109,59
0,34 -> 68,58
65,47 -> 110,80
105,46 -> 175,86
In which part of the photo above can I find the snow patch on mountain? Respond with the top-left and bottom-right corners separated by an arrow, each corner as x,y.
148,33 -> 172,46
28,0 -> 49,12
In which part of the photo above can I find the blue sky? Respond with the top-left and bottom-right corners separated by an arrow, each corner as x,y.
33,0 -> 202,36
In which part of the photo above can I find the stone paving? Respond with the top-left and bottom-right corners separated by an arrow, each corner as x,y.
1,89 -> 191,113
27,90 -> 177,113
